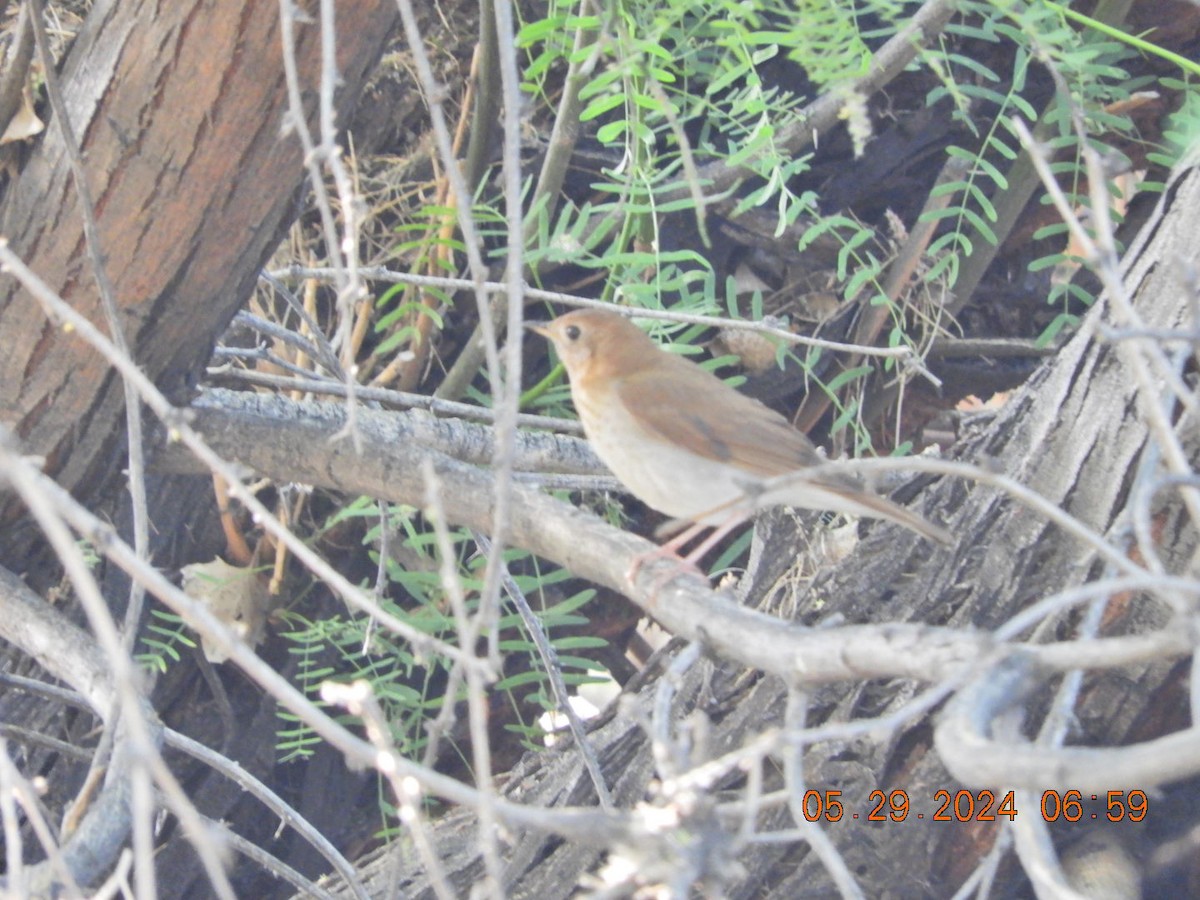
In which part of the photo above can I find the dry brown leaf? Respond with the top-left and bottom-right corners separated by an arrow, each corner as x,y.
180,558 -> 271,663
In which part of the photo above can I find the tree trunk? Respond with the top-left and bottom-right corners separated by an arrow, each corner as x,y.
0,0 -> 398,574
0,2 -> 396,892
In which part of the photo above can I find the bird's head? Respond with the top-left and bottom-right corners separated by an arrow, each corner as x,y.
527,308 -> 659,385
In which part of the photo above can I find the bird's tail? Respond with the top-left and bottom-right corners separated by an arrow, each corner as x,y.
761,475 -> 953,546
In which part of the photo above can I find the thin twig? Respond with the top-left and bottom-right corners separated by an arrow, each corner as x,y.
27,7 -> 156,873
420,463 -> 504,897
322,682 -> 457,900
272,265 -> 922,359
477,0 -> 532,688
165,730 -> 370,900
473,531 -> 614,808
207,368 -> 586,434
782,689 -> 864,900
0,437 -> 234,898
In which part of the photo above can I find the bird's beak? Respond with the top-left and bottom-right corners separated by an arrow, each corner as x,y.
525,321 -> 551,339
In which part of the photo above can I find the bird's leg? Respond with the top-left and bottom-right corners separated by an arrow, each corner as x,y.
677,513 -> 748,568
627,510 -> 752,593
626,520 -> 710,583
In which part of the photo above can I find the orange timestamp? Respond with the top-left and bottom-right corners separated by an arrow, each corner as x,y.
797,789 -> 1149,823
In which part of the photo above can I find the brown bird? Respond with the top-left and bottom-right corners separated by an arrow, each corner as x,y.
528,308 -> 950,572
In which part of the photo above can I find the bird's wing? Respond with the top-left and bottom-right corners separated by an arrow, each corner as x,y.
614,359 -> 829,477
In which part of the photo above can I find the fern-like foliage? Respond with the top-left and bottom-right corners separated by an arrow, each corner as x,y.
919,0 -> 1153,342
136,609 -> 198,675
1148,78 -> 1200,173
270,498 -> 611,763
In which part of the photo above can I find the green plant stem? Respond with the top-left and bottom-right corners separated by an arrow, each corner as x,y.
525,4 -> 603,245
1041,0 -> 1200,78
520,361 -> 567,408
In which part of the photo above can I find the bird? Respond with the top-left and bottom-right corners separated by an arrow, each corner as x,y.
527,307 -> 951,575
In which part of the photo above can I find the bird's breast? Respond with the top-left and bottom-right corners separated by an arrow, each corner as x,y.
573,380 -> 756,523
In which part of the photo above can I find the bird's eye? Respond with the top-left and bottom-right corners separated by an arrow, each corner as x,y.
565,325 -> 581,341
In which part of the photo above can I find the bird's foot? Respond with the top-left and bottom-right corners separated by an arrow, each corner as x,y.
626,545 -> 708,588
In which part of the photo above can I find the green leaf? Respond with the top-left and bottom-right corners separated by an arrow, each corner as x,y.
595,120 -> 628,143
1037,312 -> 1079,347
825,364 -> 873,394
580,92 -> 626,122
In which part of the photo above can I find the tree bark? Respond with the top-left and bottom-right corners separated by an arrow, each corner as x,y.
0,0 -> 398,572
0,2 -> 397,891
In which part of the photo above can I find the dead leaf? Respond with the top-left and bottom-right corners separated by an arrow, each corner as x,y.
180,558 -> 271,663
0,84 -> 44,145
